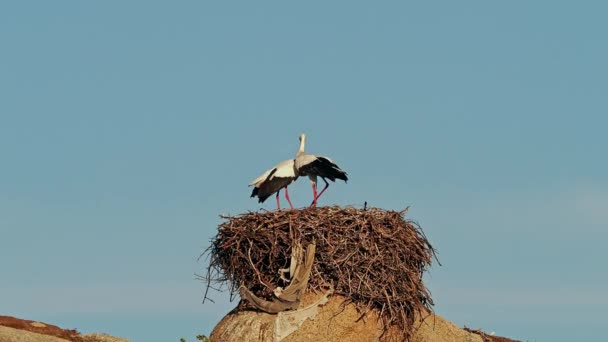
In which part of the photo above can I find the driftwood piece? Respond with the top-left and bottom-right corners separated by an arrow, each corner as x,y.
278,243 -> 303,282
240,243 -> 316,314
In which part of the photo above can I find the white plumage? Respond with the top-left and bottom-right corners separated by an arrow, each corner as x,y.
249,159 -> 298,209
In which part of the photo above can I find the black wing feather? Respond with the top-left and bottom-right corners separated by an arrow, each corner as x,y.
299,157 -> 348,182
251,168 -> 296,203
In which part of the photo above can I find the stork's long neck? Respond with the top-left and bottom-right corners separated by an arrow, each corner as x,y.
297,136 -> 306,156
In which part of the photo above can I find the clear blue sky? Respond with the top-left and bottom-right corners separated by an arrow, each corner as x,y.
1,1 -> 606,341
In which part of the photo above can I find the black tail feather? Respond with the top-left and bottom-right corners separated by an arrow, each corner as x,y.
251,186 -> 273,203
316,157 -> 348,182
257,192 -> 271,203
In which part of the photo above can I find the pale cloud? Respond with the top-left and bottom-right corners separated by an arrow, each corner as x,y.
571,185 -> 608,226
425,184 -> 608,234
0,281 -> 234,314
434,286 -> 608,307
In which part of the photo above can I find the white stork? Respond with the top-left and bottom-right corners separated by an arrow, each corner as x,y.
249,159 -> 298,209
295,133 -> 348,206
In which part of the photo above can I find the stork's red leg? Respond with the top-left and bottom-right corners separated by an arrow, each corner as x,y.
315,178 -> 330,200
310,180 -> 318,207
276,190 -> 281,210
310,178 -> 330,206
284,187 -> 294,209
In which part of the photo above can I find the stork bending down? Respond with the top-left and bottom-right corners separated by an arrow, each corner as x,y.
249,159 -> 298,209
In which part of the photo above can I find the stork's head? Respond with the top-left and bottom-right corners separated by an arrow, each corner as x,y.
297,133 -> 306,154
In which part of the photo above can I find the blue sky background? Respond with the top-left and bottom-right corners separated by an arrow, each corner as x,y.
1,1 -> 607,341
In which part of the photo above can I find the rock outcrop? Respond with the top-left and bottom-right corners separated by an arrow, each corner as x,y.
0,316 -> 129,342
210,294 -> 483,342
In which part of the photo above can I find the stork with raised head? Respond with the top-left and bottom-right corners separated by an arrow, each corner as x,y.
249,159 -> 298,209
294,133 -> 348,207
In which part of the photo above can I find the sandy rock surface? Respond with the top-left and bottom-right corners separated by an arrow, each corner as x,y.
0,325 -> 71,342
0,316 -> 129,342
211,294 -> 483,342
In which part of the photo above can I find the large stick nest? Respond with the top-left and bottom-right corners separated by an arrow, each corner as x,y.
201,206 -> 437,340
